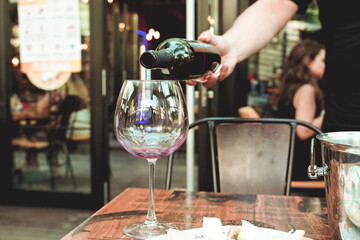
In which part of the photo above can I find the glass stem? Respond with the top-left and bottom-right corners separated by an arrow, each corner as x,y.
145,159 -> 157,225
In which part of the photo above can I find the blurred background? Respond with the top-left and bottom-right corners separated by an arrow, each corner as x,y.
0,0 -> 321,220
0,0 -> 322,238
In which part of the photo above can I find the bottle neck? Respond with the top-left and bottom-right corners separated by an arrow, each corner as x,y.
140,49 -> 172,69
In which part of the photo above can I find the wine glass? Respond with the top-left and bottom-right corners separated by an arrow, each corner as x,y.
114,79 -> 189,239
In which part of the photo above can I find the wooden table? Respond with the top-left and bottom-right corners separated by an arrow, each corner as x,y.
61,188 -> 330,240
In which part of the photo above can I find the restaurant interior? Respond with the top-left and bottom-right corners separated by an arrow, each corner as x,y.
0,0 -> 338,239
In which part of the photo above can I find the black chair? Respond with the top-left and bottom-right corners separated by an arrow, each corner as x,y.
165,117 -> 323,196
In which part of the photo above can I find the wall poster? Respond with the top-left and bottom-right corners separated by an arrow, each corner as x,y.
18,0 -> 81,90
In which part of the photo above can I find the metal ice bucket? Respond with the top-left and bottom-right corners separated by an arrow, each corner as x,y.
309,132 -> 360,240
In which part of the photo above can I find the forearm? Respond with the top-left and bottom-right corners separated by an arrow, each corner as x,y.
297,114 -> 324,141
311,114 -> 324,130
223,0 -> 298,62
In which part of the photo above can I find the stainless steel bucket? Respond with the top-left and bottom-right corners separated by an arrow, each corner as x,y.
309,132 -> 360,240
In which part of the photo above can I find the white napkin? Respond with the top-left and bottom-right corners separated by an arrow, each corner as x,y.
167,218 -> 227,240
237,220 -> 305,240
167,228 -> 194,240
166,217 -> 305,240
203,217 -> 227,240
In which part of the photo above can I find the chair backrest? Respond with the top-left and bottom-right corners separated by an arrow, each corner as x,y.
216,123 -> 290,195
165,117 -> 323,196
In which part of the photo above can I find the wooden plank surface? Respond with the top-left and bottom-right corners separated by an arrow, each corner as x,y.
61,188 -> 330,240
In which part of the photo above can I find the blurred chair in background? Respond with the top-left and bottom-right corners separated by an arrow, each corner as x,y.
12,95 -> 89,189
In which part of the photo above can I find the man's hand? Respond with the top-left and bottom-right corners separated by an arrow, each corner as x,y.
195,30 -> 238,88
187,0 -> 298,89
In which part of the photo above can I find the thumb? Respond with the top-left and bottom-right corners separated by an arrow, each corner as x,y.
198,30 -> 221,47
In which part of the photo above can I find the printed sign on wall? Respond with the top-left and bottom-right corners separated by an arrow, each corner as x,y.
18,0 -> 82,73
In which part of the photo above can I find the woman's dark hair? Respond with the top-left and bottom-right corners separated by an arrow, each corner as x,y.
276,39 -> 325,108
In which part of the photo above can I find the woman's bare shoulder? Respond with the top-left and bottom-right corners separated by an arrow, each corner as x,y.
295,83 -> 316,96
293,83 -> 316,106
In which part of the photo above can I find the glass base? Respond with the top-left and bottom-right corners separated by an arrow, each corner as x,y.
123,221 -> 178,239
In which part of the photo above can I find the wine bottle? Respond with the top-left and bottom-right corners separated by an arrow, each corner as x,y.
140,38 -> 221,80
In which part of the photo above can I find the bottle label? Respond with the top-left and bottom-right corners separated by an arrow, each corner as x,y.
161,68 -> 170,75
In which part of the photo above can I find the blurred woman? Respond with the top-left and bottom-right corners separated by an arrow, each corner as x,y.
274,39 -> 325,181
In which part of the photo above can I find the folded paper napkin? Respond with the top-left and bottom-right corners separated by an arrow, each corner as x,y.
166,217 -> 305,240
235,220 -> 305,240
